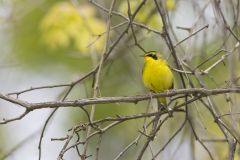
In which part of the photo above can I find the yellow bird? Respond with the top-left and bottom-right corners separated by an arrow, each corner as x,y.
142,51 -> 174,105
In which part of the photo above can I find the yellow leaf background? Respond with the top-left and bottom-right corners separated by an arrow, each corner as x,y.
40,2 -> 106,54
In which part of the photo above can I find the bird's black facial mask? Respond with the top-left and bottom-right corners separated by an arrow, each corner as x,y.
145,53 -> 158,60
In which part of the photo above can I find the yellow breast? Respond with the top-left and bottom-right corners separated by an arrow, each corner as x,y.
142,57 -> 173,93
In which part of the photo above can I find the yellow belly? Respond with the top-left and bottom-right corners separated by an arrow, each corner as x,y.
142,58 -> 173,93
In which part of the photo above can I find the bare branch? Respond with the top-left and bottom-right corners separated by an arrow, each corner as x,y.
0,109 -> 29,124
174,24 -> 209,47
1,88 -> 240,113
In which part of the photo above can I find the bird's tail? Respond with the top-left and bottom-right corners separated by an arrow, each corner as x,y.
158,97 -> 173,118
157,97 -> 167,113
159,97 -> 167,106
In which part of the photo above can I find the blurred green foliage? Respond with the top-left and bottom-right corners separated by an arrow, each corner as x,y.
40,2 -> 106,53
11,1 -> 106,71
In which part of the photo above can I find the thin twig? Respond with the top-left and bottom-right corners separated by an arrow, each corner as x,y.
152,119 -> 187,159
174,24 -> 209,47
136,116 -> 170,160
7,84 -> 71,96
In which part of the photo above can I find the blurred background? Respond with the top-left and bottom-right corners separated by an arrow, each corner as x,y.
0,0 -> 240,159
